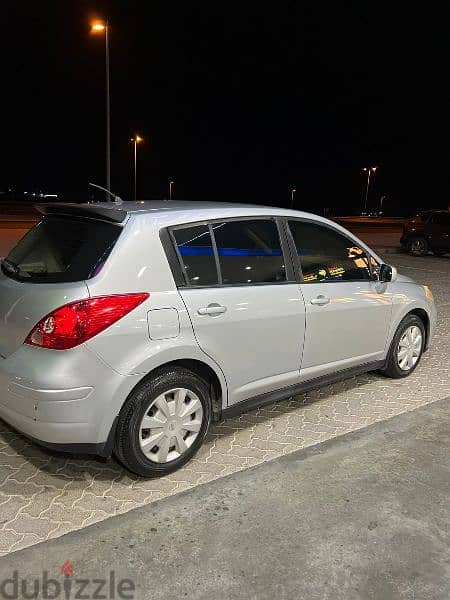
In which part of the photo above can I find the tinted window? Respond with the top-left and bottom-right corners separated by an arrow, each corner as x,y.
212,220 -> 286,284
4,216 -> 121,283
288,220 -> 371,282
173,225 -> 218,286
432,213 -> 450,226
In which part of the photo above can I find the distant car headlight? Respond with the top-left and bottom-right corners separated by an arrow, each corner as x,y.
422,285 -> 434,301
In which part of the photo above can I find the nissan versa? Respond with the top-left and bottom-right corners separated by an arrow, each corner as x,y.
0,202 -> 436,477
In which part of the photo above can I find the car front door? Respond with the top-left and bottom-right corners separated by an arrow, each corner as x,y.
287,219 -> 393,380
171,218 -> 306,406
428,213 -> 450,250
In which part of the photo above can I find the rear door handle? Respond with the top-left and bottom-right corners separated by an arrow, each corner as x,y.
310,295 -> 330,306
197,303 -> 227,316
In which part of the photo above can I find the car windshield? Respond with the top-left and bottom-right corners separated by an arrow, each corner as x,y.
2,215 -> 122,283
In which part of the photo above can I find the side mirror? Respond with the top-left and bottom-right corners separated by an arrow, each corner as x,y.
379,263 -> 397,283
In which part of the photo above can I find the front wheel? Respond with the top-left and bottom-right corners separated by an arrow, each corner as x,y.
380,314 -> 425,379
407,237 -> 428,256
114,367 -> 211,477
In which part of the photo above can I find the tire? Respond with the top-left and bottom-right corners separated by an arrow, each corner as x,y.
407,237 -> 428,256
380,314 -> 426,379
432,249 -> 447,256
114,366 -> 211,477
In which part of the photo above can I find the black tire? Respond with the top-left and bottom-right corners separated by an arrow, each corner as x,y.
407,237 -> 428,256
379,314 -> 426,379
432,249 -> 447,256
114,366 -> 211,477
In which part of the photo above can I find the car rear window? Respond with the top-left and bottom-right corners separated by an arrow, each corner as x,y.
2,215 -> 122,283
212,219 -> 286,284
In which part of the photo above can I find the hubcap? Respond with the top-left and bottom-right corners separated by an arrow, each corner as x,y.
139,388 -> 203,463
397,326 -> 422,371
411,240 -> 425,255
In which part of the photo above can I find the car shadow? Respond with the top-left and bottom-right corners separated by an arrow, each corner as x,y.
0,369 -> 379,490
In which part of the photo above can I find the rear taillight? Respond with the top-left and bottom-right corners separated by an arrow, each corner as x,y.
25,293 -> 149,350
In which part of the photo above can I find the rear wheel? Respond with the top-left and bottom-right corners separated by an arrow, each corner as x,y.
114,367 -> 211,477
380,314 -> 425,379
407,237 -> 428,256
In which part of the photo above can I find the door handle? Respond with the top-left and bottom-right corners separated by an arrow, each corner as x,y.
197,303 -> 227,316
310,295 -> 330,306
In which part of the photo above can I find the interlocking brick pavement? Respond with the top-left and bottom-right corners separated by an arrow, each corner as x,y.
0,254 -> 448,556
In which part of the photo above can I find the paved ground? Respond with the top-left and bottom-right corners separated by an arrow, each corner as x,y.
0,229 -> 27,257
334,216 -> 405,248
2,397 -> 449,599
0,254 -> 448,558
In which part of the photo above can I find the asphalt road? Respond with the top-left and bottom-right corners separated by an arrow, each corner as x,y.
1,397 -> 449,600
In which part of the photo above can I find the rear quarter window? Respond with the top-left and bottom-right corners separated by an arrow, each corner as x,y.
3,216 -> 122,283
172,225 -> 218,286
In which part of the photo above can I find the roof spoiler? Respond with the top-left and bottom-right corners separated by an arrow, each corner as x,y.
35,203 -> 128,224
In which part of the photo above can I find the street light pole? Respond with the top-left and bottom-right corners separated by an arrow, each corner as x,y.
364,169 -> 371,213
290,187 -> 296,209
91,19 -> 111,201
169,180 -> 174,200
134,138 -> 137,200
105,21 -> 110,199
362,166 -> 378,213
130,135 -> 143,201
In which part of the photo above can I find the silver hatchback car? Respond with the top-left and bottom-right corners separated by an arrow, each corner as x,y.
0,202 -> 436,476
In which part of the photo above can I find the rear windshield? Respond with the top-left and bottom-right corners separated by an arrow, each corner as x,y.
2,215 -> 122,283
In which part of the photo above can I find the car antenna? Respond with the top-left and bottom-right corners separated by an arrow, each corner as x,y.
88,183 -> 123,204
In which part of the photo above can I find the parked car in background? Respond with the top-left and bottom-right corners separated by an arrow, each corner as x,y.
401,210 -> 450,256
0,201 -> 437,476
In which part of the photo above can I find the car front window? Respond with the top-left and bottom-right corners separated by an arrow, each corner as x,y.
288,220 -> 372,283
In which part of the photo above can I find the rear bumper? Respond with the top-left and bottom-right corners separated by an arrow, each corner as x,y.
0,385 -> 112,456
0,345 -> 140,456
14,418 -> 118,458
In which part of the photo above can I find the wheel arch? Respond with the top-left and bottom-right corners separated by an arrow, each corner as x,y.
386,302 -> 433,359
407,308 -> 430,350
161,359 -> 224,421
125,358 -> 225,422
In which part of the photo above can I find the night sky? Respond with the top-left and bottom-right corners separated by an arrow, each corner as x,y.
1,1 -> 447,214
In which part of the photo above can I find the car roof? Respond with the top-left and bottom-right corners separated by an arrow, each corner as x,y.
36,199 -> 386,264
37,200 -> 326,225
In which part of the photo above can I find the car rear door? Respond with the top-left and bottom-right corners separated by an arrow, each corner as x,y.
170,218 -> 306,406
287,219 -> 393,379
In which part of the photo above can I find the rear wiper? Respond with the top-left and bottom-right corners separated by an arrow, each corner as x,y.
1,258 -> 31,277
1,258 -> 18,274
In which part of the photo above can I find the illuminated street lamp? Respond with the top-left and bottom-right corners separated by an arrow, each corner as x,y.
290,187 -> 296,209
169,180 -> 174,200
362,166 -> 378,214
90,19 -> 111,200
130,135 -> 143,201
